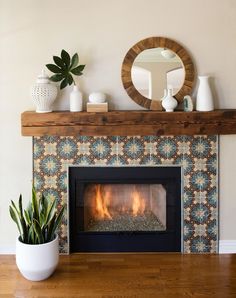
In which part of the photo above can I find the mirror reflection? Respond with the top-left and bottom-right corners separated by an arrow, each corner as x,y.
131,48 -> 185,100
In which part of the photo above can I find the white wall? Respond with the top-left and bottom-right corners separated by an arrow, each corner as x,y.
1,0 -> 236,250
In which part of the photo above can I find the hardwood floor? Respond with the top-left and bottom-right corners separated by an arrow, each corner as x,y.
0,253 -> 236,297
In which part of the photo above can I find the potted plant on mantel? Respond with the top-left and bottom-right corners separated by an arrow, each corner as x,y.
9,188 -> 65,281
46,49 -> 85,112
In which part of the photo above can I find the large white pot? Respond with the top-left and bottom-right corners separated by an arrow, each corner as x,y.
16,235 -> 59,281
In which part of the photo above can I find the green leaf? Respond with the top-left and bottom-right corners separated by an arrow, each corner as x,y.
49,206 -> 65,241
32,188 -> 39,222
50,74 -> 64,82
60,78 -> 68,89
68,74 -> 74,85
9,205 -> 23,238
61,49 -> 71,67
46,64 -> 62,74
44,199 -> 56,226
53,56 -> 65,69
33,219 -> 44,244
70,53 -> 79,70
71,65 -> 85,75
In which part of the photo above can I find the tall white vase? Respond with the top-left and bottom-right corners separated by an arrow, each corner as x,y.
196,76 -> 214,111
70,85 -> 83,112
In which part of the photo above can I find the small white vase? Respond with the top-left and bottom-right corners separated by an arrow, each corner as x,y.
196,76 -> 214,111
16,235 -> 59,281
70,85 -> 83,112
162,88 -> 178,112
31,70 -> 57,113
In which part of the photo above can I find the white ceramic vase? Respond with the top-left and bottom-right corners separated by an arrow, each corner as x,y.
31,70 -> 57,113
16,235 -> 59,281
70,85 -> 83,112
161,88 -> 178,112
196,76 -> 214,111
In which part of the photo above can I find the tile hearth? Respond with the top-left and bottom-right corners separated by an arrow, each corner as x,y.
33,135 -> 218,253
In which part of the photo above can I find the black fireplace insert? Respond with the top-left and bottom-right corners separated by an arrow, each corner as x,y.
69,166 -> 181,252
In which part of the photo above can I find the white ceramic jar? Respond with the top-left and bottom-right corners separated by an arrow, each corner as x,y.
31,70 -> 57,113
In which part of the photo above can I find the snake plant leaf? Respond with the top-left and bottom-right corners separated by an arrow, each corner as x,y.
47,213 -> 56,241
24,209 -> 31,226
9,205 -> 23,238
46,64 -> 62,74
53,55 -> 66,69
70,53 -> 79,70
61,49 -> 71,67
60,78 -> 68,89
33,219 -> 44,244
49,206 -> 65,241
32,188 -> 39,222
71,65 -> 85,75
44,199 -> 56,226
50,74 -> 64,82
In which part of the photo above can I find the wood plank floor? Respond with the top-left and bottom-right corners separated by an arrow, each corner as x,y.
0,253 -> 236,297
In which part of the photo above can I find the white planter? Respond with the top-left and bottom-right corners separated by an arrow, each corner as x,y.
196,75 -> 214,111
16,235 -> 59,281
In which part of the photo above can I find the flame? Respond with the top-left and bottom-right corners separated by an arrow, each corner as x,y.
95,185 -> 112,220
132,187 -> 146,216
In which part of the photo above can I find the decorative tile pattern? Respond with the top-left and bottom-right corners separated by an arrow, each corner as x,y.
33,135 -> 218,254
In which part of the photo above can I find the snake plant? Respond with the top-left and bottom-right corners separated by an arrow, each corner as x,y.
46,49 -> 85,89
9,188 -> 65,244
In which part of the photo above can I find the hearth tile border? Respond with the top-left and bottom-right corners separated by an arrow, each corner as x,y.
33,135 -> 218,254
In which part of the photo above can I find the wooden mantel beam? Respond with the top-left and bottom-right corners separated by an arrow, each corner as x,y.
21,110 -> 236,136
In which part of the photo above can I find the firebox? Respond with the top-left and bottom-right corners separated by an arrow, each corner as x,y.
69,166 -> 181,252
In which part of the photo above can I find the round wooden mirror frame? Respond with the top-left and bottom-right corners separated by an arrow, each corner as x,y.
121,37 -> 195,110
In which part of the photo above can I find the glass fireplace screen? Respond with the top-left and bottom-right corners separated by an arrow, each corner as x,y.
83,184 -> 166,232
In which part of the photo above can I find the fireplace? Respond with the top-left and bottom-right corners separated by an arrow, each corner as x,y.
33,135 -> 218,253
69,166 -> 181,252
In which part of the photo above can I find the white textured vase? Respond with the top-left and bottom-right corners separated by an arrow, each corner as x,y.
70,85 -> 83,112
16,235 -> 59,281
162,88 -> 178,112
31,71 -> 57,113
196,76 -> 214,111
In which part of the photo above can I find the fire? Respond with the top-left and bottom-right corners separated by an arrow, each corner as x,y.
93,184 -> 146,220
132,187 -> 146,216
95,184 -> 112,220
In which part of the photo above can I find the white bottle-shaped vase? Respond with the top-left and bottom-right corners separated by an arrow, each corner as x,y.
162,88 -> 178,112
161,89 -> 167,101
196,76 -> 214,111
70,85 -> 83,112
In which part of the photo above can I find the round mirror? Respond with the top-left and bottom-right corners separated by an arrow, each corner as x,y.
121,37 -> 195,110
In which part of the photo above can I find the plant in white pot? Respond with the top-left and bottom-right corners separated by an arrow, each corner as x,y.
9,188 -> 65,281
46,49 -> 85,112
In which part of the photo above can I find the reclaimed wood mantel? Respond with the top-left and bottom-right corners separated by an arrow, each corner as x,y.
21,110 -> 236,136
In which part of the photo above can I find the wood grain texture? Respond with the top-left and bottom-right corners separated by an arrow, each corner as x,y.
121,37 -> 195,110
0,254 -> 236,297
22,109 -> 236,136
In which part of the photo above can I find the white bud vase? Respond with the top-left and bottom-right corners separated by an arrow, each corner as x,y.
196,76 -> 214,111
162,89 -> 178,112
70,85 -> 83,112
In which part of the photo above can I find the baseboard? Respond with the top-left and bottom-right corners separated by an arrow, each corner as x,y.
219,240 -> 236,254
0,246 -> 15,254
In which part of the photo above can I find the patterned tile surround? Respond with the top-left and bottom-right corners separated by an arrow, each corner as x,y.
33,135 -> 218,253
